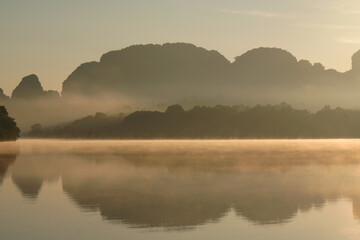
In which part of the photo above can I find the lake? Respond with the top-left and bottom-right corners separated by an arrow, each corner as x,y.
1,139 -> 360,240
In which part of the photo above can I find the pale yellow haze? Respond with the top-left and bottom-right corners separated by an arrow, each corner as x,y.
1,0 -> 360,95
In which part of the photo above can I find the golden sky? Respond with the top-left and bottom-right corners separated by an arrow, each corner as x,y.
1,0 -> 360,94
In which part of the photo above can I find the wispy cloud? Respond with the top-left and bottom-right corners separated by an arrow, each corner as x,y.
335,36 -> 360,44
313,1 -> 360,14
219,9 -> 298,20
329,2 -> 360,14
298,22 -> 360,30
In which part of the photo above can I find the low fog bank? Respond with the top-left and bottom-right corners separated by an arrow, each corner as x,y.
5,86 -> 360,133
3,93 -> 140,132
22,103 -> 360,139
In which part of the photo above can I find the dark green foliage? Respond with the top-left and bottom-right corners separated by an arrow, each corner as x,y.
27,103 -> 360,139
29,112 -> 126,138
0,106 -> 20,141
116,103 -> 313,138
29,123 -> 43,137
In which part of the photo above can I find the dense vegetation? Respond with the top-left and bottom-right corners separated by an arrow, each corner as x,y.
27,103 -> 360,139
0,106 -> 20,141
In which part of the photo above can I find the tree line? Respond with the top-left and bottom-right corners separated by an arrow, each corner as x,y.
27,103 -> 360,139
0,106 -> 20,141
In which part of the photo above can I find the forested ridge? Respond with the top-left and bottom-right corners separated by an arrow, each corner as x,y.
27,103 -> 360,139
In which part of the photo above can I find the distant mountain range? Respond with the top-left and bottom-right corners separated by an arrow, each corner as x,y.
61,43 -> 359,100
1,42 -> 360,131
2,43 -> 360,102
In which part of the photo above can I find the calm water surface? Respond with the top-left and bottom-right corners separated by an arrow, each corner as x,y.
1,139 -> 360,239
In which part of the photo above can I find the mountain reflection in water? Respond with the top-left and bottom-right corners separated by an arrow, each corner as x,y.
2,139 -> 360,229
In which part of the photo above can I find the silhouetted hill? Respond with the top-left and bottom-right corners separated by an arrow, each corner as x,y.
3,43 -> 360,107
232,48 -> 299,84
11,74 -> 60,100
59,43 -> 359,109
63,43 -> 352,101
0,106 -> 20,141
0,88 -> 9,102
12,74 -> 43,99
62,43 -> 230,99
231,47 -> 341,88
4,74 -> 67,132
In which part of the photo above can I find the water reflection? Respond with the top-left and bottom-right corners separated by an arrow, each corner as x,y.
3,140 -> 360,229
0,155 -> 16,185
12,174 -> 43,200
0,142 -> 18,185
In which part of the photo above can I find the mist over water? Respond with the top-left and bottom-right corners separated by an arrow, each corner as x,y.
4,94 -> 137,132
1,139 -> 360,239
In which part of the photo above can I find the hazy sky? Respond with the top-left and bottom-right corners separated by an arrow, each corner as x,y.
1,0 -> 360,95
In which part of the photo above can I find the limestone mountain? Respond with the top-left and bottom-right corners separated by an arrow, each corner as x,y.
231,47 -> 341,88
60,43 -> 356,108
2,43 -> 360,131
62,43 -> 230,99
11,74 -> 60,100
